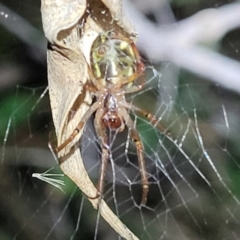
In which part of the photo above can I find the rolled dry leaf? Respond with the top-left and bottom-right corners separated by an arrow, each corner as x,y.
41,0 -> 139,239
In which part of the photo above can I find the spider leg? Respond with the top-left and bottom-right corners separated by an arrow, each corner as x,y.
85,82 -> 98,93
131,105 -> 170,135
56,101 -> 100,152
87,108 -> 110,202
124,115 -> 149,205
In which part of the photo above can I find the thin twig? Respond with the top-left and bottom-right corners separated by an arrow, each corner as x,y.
0,3 -> 46,63
125,1 -> 240,92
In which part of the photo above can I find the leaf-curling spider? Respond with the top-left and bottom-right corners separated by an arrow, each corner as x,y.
57,30 -> 166,205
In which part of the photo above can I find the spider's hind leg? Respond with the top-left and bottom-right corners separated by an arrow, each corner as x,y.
131,105 -> 171,135
90,109 -> 110,204
124,114 -> 149,205
56,100 -> 100,153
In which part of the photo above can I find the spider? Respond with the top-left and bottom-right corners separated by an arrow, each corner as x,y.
56,30 -> 166,205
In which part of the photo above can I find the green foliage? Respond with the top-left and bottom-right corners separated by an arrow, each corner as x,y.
0,93 -> 38,139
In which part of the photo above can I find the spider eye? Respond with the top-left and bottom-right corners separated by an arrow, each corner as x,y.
97,45 -> 109,56
106,30 -> 116,38
92,44 -> 110,62
119,61 -> 129,69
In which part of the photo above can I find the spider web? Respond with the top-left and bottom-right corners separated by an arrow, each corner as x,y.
1,0 -> 240,240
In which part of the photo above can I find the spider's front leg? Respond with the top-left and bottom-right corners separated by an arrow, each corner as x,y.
56,101 -> 99,153
131,105 -> 171,135
124,114 -> 149,205
131,128 -> 149,205
87,108 -> 110,202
